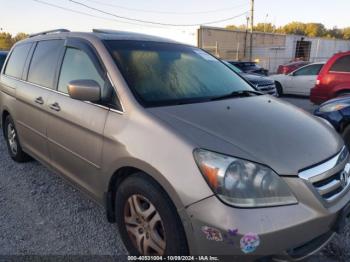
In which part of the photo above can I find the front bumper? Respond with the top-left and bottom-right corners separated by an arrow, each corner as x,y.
257,84 -> 277,96
184,176 -> 350,260
310,88 -> 330,105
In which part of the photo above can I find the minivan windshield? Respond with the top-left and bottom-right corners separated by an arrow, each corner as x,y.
105,40 -> 255,107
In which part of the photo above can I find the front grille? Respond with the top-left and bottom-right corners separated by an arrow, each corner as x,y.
299,146 -> 350,203
313,171 -> 344,201
256,81 -> 274,87
259,85 -> 275,91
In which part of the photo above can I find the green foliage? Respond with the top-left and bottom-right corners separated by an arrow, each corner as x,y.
0,32 -> 13,50
225,24 -> 248,31
225,25 -> 239,31
342,27 -> 350,40
225,21 -> 350,40
254,23 -> 275,33
0,32 -> 28,50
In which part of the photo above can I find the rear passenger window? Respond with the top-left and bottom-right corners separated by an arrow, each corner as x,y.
5,43 -> 32,79
57,48 -> 105,93
294,64 -> 323,76
330,55 -> 350,72
28,40 -> 63,88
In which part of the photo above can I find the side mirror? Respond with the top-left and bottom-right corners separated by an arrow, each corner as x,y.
67,80 -> 101,102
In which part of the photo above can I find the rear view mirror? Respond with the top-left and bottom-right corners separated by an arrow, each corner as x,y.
67,80 -> 101,102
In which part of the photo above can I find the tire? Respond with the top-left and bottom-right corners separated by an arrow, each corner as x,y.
115,173 -> 189,256
3,115 -> 31,162
275,81 -> 283,97
342,125 -> 350,150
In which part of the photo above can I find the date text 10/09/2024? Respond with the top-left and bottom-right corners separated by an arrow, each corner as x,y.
128,256 -> 220,261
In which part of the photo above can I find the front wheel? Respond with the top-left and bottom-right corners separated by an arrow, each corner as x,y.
275,82 -> 283,97
3,115 -> 31,162
115,173 -> 189,255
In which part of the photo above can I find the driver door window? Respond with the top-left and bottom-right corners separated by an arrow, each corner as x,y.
58,48 -> 105,93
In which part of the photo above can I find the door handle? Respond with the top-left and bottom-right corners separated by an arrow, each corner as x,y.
34,97 -> 44,105
49,102 -> 61,112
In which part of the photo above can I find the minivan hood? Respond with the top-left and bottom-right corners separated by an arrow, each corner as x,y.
149,95 -> 343,176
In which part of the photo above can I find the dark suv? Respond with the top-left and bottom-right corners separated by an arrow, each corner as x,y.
226,60 -> 268,76
223,60 -> 276,95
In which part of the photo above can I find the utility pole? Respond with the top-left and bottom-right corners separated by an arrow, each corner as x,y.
263,14 -> 268,33
249,0 -> 254,61
243,16 -> 249,59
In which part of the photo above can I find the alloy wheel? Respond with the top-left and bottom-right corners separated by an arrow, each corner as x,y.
124,194 -> 166,255
7,123 -> 18,155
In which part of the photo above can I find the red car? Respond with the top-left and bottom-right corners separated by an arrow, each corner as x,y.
277,61 -> 309,74
310,51 -> 350,104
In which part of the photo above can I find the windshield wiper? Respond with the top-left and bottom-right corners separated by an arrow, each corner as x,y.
211,90 -> 262,101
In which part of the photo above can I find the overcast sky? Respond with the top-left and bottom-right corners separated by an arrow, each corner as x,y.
1,0 -> 349,45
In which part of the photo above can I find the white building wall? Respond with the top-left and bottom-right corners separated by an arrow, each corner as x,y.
258,36 -> 350,73
198,26 -> 350,73
285,35 -> 350,62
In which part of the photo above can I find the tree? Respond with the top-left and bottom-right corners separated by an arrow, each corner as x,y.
254,23 -> 275,33
304,23 -> 326,37
11,33 -> 28,45
0,32 -> 28,50
281,22 -> 307,35
225,25 -> 239,31
0,32 -> 13,50
325,27 -> 342,39
341,27 -> 350,40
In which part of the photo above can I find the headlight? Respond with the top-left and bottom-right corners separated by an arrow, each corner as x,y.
319,103 -> 350,112
194,149 -> 297,207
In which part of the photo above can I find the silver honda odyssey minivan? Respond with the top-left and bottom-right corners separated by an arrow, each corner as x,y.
1,29 -> 350,260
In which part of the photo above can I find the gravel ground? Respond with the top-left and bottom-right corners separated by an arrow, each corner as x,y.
0,134 -> 127,256
0,96 -> 349,261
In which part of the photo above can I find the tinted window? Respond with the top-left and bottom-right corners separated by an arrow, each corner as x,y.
58,48 -> 105,94
105,41 -> 253,107
294,64 -> 323,76
330,55 -> 350,72
4,44 -> 32,78
28,40 -> 63,88
0,54 -> 7,71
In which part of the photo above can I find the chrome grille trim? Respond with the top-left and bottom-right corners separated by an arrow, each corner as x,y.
259,85 -> 276,91
299,146 -> 350,203
317,179 -> 341,195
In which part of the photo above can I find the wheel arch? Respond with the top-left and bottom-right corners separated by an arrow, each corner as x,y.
105,164 -> 184,223
1,109 -> 10,134
335,88 -> 350,97
340,117 -> 350,133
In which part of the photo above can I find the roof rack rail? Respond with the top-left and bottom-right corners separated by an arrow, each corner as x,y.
92,29 -> 118,34
92,29 -> 134,34
29,29 -> 70,38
